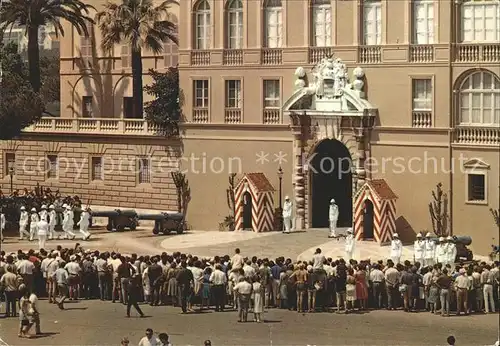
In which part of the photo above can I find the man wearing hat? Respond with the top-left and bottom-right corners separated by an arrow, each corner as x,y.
435,237 -> 448,265
328,199 -> 339,238
77,207 -> 91,240
39,205 -> 48,222
19,206 -> 30,240
445,236 -> 457,266
390,233 -> 402,264
413,233 -> 425,264
48,205 -> 57,240
344,228 -> 355,261
282,196 -> 292,234
36,216 -> 49,250
29,208 -> 40,241
424,232 -> 435,267
62,205 -> 76,240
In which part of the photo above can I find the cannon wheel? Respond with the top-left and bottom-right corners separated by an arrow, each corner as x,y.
130,222 -> 137,231
152,228 -> 159,235
116,224 -> 125,232
176,222 -> 186,234
162,228 -> 172,235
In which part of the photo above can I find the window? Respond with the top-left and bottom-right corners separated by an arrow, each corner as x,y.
459,71 -> 500,125
461,0 -> 500,42
91,157 -> 103,181
47,155 -> 58,179
138,157 -> 151,184
123,97 -> 135,118
225,80 -> 241,108
264,0 -> 283,48
4,153 -> 15,176
193,80 -> 209,108
121,44 -> 130,68
80,20 -> 92,61
363,0 -> 382,45
263,79 -> 280,108
164,39 -> 179,67
312,0 -> 332,47
413,0 -> 434,44
467,173 -> 486,202
82,96 -> 93,117
227,0 -> 243,49
195,0 -> 211,49
412,79 -> 432,111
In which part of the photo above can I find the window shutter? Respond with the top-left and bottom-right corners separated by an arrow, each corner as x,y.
325,8 -> 332,46
314,8 -> 325,46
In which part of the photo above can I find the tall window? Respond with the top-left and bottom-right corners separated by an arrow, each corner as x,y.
226,0 -> 243,49
413,0 -> 434,44
225,80 -> 241,108
47,155 -> 58,179
264,0 -> 283,48
412,79 -> 433,111
195,0 -> 211,49
459,71 -> 500,126
138,157 -> 151,184
80,20 -> 92,61
91,157 -> 103,181
4,153 -> 15,176
121,44 -> 130,68
467,173 -> 486,202
263,79 -> 280,108
363,0 -> 382,45
312,0 -> 332,47
123,97 -> 134,118
82,96 -> 93,117
194,80 -> 209,108
461,0 -> 500,42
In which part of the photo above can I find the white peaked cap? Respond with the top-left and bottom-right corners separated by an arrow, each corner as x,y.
425,232 -> 432,237
285,196 -> 290,199
62,203 -> 68,208
41,205 -> 47,209
393,233 -> 399,237
330,199 -> 335,203
66,205 -> 71,210
347,228 -> 353,233
20,206 -> 26,210
416,233 -> 422,237
49,204 -> 55,209
31,208 -> 36,212
439,237 -> 445,241
447,236 -> 453,240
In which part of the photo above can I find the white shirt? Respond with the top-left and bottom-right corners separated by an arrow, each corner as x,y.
30,213 -> 39,225
0,213 -> 5,230
138,336 -> 159,346
19,211 -> 29,225
345,234 -> 355,253
243,264 -> 255,278
190,267 -> 203,283
414,240 -> 425,259
37,219 -> 49,235
329,204 -> 339,220
29,293 -> 39,312
424,240 -> 435,259
48,210 -> 57,226
209,269 -> 227,285
312,253 -> 325,270
231,254 -> 244,270
234,281 -> 252,294
65,261 -> 81,275
282,201 -> 292,218
16,259 -> 35,275
110,258 -> 122,272
390,239 -> 402,257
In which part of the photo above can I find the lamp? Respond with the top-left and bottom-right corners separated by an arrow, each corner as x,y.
277,166 -> 284,232
9,166 -> 14,193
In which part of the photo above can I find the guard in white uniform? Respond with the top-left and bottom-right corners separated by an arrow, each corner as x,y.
0,210 -> 5,242
424,232 -> 435,267
282,196 -> 292,234
435,237 -> 448,265
446,236 -> 457,266
48,205 -> 57,240
29,208 -> 40,241
413,233 -> 425,264
36,218 -> 49,250
328,199 -> 339,238
63,205 -> 76,239
344,228 -> 355,261
77,208 -> 91,240
390,233 -> 403,264
19,206 -> 30,240
39,205 -> 48,222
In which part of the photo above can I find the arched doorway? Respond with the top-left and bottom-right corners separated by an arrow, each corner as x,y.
363,199 -> 374,239
310,139 -> 353,228
242,192 -> 252,229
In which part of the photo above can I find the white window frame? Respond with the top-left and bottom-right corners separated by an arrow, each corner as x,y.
4,152 -> 15,176
465,171 -> 488,204
121,44 -> 130,68
164,39 -> 179,67
461,0 -> 500,43
458,71 -> 500,126
413,0 -> 435,44
80,21 -> 92,60
264,0 -> 283,48
47,155 -> 58,179
312,0 -> 332,47
194,80 -> 209,108
225,80 -> 242,108
363,0 -> 382,45
82,96 -> 93,118
91,156 -> 103,181
195,0 -> 211,50
263,79 -> 280,108
412,79 -> 433,111
137,157 -> 151,184
227,0 -> 243,49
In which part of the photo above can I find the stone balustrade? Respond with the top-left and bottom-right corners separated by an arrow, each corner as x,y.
224,108 -> 242,123
24,117 -> 162,135
412,111 -> 432,128
192,108 -> 209,123
409,45 -> 434,63
223,49 -> 243,65
454,126 -> 500,146
358,46 -> 382,64
263,108 -> 281,124
454,43 -> 500,63
190,50 -> 211,66
308,47 -> 333,64
261,48 -> 283,65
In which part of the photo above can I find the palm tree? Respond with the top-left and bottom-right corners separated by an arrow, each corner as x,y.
0,0 -> 94,93
97,0 -> 178,118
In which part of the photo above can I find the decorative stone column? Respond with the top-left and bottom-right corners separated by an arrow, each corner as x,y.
290,112 -> 310,230
354,128 -> 366,191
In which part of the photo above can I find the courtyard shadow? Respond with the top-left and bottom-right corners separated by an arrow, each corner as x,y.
63,306 -> 88,311
27,332 -> 59,339
395,216 -> 416,244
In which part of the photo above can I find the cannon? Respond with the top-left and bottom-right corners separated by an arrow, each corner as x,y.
91,209 -> 138,232
430,235 -> 473,262
137,212 -> 186,235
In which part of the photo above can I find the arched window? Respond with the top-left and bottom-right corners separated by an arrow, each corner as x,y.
312,0 -> 331,47
264,0 -> 282,48
459,71 -> 500,126
194,0 -> 211,49
227,0 -> 243,49
461,0 -> 500,42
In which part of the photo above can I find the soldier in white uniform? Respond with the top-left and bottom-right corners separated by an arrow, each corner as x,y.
390,233 -> 403,264
77,208 -> 91,240
344,228 -> 355,261
48,205 -> 57,240
39,205 -> 48,222
29,208 -> 40,241
62,205 -> 76,239
282,196 -> 292,234
36,218 -> 49,250
434,237 -> 448,265
413,233 -> 425,264
0,210 -> 5,242
424,232 -> 435,267
446,236 -> 457,266
328,199 -> 339,238
19,206 -> 30,240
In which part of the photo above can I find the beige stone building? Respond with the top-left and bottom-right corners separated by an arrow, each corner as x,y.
1,0 -> 499,255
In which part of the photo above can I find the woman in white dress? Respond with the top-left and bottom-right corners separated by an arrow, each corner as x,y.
345,268 -> 357,314
252,276 -> 263,323
142,267 -> 150,303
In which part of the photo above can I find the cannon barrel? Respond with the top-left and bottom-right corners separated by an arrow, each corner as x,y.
430,235 -> 472,245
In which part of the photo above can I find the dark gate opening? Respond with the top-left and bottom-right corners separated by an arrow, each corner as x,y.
363,199 -> 374,239
311,139 -> 353,228
242,192 -> 252,229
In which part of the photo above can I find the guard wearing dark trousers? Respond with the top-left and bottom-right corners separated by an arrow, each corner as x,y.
126,275 -> 144,317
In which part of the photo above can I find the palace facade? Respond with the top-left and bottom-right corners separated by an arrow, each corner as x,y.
1,0 -> 499,255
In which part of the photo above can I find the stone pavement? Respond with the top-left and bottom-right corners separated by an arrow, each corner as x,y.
0,299 -> 498,346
